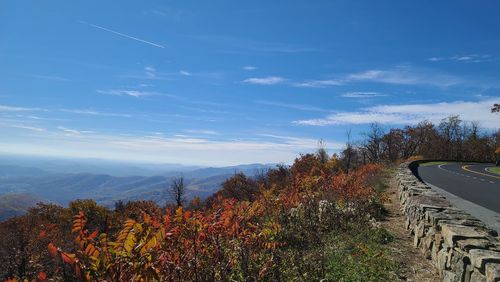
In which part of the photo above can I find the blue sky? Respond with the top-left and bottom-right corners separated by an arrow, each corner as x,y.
0,1 -> 499,165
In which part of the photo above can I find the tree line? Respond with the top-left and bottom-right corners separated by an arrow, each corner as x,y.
340,115 -> 499,171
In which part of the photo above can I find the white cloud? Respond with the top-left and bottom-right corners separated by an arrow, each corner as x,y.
60,109 -> 132,118
257,134 -> 344,150
0,105 -> 45,112
241,66 -> 463,89
427,57 -> 445,62
242,76 -> 286,85
57,126 -> 95,135
144,66 -> 156,78
346,67 -> 461,87
179,70 -> 191,76
2,124 -> 46,132
243,66 -> 257,71
294,98 -> 499,129
292,79 -> 343,88
57,126 -> 82,135
341,92 -> 387,98
184,129 -> 218,135
427,54 -> 492,63
97,89 -> 155,98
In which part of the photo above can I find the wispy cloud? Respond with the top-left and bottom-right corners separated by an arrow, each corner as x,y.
346,67 -> 461,87
256,100 -> 329,112
60,109 -> 132,118
79,21 -> 165,49
427,54 -> 492,63
97,89 -> 156,98
0,105 -> 44,112
57,126 -> 95,136
292,79 -> 343,88
144,66 -> 157,78
242,77 -> 342,88
184,129 -> 218,135
242,76 -> 286,85
179,70 -> 191,76
243,66 -> 257,71
257,134 -> 344,150
341,92 -> 387,98
57,126 -> 82,135
242,66 -> 462,88
2,123 -> 46,132
294,98 -> 499,129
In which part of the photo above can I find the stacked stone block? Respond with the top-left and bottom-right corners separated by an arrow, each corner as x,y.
396,163 -> 500,282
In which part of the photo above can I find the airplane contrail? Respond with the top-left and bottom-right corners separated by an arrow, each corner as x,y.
79,21 -> 165,49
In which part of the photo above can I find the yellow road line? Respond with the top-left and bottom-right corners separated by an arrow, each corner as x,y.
462,165 -> 500,180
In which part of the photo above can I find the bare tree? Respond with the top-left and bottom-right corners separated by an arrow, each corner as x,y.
316,139 -> 329,163
343,129 -> 354,173
363,123 -> 386,163
169,176 -> 185,207
438,115 -> 463,161
492,103 -> 500,113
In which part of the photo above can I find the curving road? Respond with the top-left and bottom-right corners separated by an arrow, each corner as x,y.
417,162 -> 500,232
418,163 -> 499,213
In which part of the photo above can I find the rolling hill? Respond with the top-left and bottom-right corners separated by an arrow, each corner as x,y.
0,161 -> 275,221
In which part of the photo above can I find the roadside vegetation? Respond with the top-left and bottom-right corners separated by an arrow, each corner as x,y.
1,151 -> 397,281
1,114 -> 498,281
486,167 -> 500,174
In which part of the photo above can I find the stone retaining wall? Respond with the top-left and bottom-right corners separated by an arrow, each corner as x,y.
397,162 -> 500,282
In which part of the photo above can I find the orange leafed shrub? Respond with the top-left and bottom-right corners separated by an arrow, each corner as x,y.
38,153 -> 384,281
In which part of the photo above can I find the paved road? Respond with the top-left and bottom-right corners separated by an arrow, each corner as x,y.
418,163 -> 500,213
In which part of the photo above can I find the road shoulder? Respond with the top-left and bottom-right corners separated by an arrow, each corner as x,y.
381,172 -> 440,281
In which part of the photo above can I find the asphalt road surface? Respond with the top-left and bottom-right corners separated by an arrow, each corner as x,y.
418,163 -> 500,213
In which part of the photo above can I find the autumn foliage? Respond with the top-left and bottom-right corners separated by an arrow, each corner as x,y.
1,153 -> 391,281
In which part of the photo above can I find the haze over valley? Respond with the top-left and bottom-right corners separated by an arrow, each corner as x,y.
0,154 -> 273,220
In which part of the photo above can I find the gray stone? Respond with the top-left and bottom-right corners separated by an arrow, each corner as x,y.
416,221 -> 427,237
457,239 -> 493,252
469,249 -> 500,270
471,271 -> 488,282
396,163 -> 500,282
448,249 -> 468,278
438,247 -> 451,275
432,234 -> 444,262
421,228 -> 437,259
485,263 -> 500,282
438,219 -> 488,230
407,195 -> 451,212
464,263 -> 475,282
441,224 -> 489,247
443,270 -> 459,282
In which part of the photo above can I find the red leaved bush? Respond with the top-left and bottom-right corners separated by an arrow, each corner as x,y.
4,153 -> 385,281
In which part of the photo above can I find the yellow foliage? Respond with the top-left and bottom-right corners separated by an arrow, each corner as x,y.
407,155 -> 424,162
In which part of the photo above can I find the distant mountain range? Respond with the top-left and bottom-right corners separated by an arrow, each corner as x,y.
0,193 -> 42,221
0,155 -> 276,221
